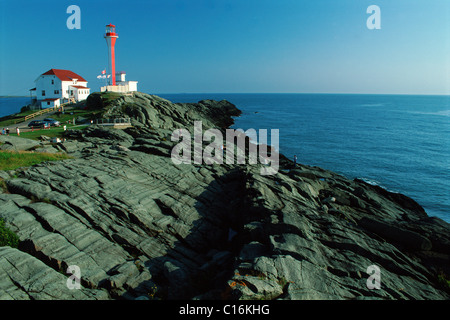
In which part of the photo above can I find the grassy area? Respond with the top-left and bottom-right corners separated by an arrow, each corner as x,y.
0,150 -> 72,171
0,109 -> 36,127
14,125 -> 89,140
100,91 -> 123,101
52,107 -> 101,124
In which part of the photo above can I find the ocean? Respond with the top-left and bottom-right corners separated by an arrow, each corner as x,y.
1,94 -> 449,223
0,97 -> 32,118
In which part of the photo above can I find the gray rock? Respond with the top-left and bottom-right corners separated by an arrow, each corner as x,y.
359,217 -> 433,251
40,135 -> 51,141
0,247 -> 109,300
163,260 -> 191,299
239,242 -> 267,261
33,145 -> 60,154
0,135 -> 40,151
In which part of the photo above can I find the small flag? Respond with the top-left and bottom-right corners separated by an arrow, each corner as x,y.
101,70 -> 106,74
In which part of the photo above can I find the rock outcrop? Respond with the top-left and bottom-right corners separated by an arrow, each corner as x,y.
0,92 -> 449,300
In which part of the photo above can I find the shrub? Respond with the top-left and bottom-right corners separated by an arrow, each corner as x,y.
86,92 -> 123,110
437,272 -> 450,292
20,105 -> 31,113
0,178 -> 8,193
0,218 -> 19,248
86,93 -> 104,110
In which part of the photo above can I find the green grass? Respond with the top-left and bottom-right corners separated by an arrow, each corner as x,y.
0,150 -> 72,171
101,91 -> 123,101
0,218 -> 19,248
0,110 -> 36,127
17,127 -> 67,140
13,125 -> 89,141
52,108 -> 101,124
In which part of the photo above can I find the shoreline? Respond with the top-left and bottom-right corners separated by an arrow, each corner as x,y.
1,94 -> 449,222
0,92 -> 449,300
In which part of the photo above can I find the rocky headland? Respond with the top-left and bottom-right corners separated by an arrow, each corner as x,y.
0,92 -> 449,300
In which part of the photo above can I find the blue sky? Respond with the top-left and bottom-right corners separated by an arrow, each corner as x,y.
0,0 -> 449,95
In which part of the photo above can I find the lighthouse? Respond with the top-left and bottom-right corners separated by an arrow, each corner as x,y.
100,23 -> 138,93
104,24 -> 118,86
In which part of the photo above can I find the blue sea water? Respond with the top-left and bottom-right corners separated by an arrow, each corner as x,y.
159,93 -> 450,223
0,97 -> 32,118
1,94 -> 449,222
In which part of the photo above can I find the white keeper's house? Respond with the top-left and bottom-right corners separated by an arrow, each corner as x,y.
30,69 -> 91,109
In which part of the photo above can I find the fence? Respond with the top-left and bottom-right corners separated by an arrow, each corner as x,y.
15,102 -> 70,124
95,118 -> 131,128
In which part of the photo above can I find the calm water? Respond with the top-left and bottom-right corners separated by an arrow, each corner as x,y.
0,97 -> 31,118
160,93 -> 450,223
1,94 -> 449,222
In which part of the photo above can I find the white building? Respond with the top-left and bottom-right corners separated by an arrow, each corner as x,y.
101,71 -> 138,93
41,98 -> 61,109
30,69 -> 90,108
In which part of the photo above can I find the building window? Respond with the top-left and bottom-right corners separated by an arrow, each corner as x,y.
54,90 -> 59,94
42,90 -> 45,96
47,102 -> 50,105
51,80 -> 54,85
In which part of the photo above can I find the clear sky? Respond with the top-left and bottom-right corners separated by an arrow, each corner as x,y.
0,0 -> 449,95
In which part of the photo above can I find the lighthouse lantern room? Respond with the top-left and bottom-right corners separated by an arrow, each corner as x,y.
105,24 -> 117,36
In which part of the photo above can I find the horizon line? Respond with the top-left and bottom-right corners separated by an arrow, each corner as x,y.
2,92 -> 450,98
154,92 -> 450,96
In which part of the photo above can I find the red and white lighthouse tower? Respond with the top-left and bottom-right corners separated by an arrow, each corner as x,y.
104,24 -> 118,86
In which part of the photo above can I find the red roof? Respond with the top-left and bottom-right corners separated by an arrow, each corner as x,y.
42,98 -> 60,101
42,69 -> 87,82
70,85 -> 90,89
